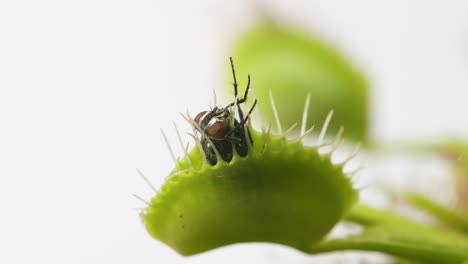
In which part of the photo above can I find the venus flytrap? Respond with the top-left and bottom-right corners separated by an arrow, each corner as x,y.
141,90 -> 358,256
139,64 -> 468,263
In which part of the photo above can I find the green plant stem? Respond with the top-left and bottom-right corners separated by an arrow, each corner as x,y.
310,204 -> 468,264
407,193 -> 468,234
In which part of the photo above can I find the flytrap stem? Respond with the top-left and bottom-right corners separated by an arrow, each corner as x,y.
310,203 -> 468,264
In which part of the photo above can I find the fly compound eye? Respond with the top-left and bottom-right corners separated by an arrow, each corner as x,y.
194,111 -> 208,124
206,121 -> 229,139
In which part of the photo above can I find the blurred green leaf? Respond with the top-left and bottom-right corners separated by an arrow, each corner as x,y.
406,192 -> 468,234
229,23 -> 369,142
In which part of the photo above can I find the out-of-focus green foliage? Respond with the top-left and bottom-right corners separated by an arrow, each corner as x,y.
435,141 -> 468,211
229,24 -> 369,142
406,192 -> 468,234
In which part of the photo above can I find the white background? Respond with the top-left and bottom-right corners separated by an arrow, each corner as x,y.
1,1 -> 468,263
